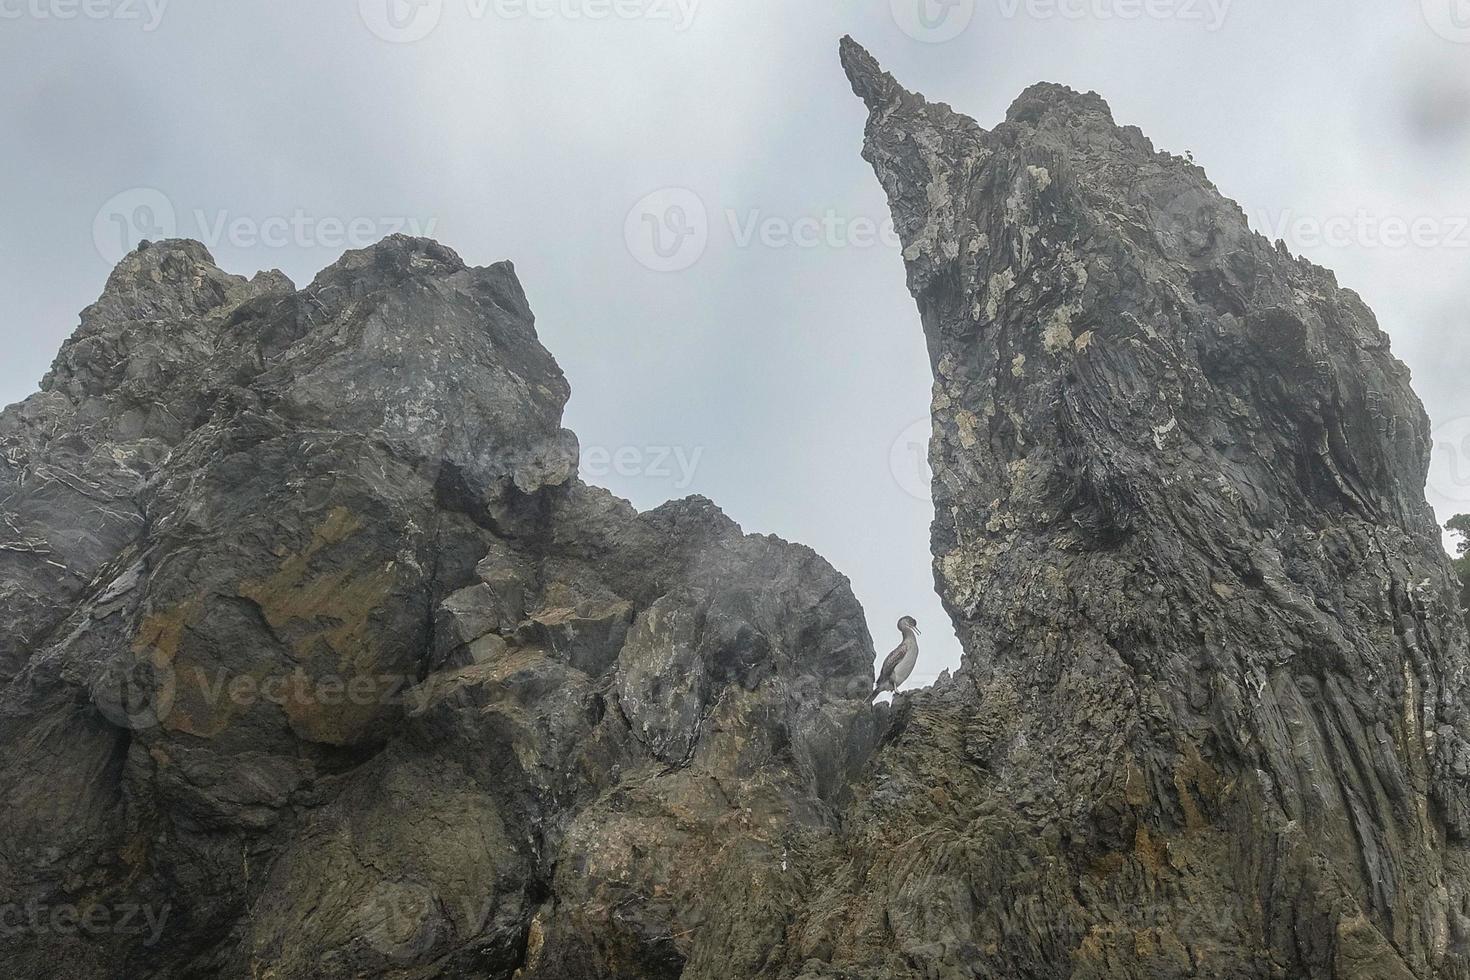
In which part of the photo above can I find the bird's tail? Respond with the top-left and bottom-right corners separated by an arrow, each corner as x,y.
868,686 -> 881,703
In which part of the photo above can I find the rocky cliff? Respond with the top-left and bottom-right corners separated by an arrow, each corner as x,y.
825,37 -> 1470,979
0,40 -> 1466,980
0,235 -> 879,978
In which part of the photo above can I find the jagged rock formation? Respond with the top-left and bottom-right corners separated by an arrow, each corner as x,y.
2,40 -> 1468,980
1460,557 -> 1470,633
821,36 -> 1470,978
0,236 -> 878,978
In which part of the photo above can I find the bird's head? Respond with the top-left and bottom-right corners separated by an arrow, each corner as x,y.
898,615 -> 920,635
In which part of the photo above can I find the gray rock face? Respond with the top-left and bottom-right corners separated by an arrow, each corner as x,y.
2,42 -> 1467,978
0,236 -> 877,978
817,36 -> 1470,979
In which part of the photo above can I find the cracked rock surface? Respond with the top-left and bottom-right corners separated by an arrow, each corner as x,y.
806,36 -> 1470,980
0,235 -> 878,979
2,40 -> 1468,979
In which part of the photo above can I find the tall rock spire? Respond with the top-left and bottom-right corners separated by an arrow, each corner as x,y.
843,36 -> 1470,979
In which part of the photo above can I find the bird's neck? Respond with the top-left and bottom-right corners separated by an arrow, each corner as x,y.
900,628 -> 918,650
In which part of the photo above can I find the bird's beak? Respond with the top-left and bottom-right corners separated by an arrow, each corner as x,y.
914,627 -> 922,635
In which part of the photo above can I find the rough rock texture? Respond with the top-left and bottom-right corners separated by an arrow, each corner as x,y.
0,236 -> 878,978
3,41 -> 1469,979
1460,560 -> 1470,633
807,36 -> 1470,979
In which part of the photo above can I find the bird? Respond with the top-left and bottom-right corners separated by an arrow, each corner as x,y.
870,616 -> 921,702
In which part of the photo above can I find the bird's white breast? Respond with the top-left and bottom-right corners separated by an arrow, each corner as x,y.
891,635 -> 919,687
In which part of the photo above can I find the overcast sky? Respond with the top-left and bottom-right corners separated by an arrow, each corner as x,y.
3,0 -> 1469,686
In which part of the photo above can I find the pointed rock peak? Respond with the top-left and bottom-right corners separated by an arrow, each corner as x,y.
838,36 -> 988,155
838,36 -> 907,113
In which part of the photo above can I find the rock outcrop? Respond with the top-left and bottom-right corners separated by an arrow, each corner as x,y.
1,39 -> 1467,979
812,36 -> 1470,979
0,236 -> 878,978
